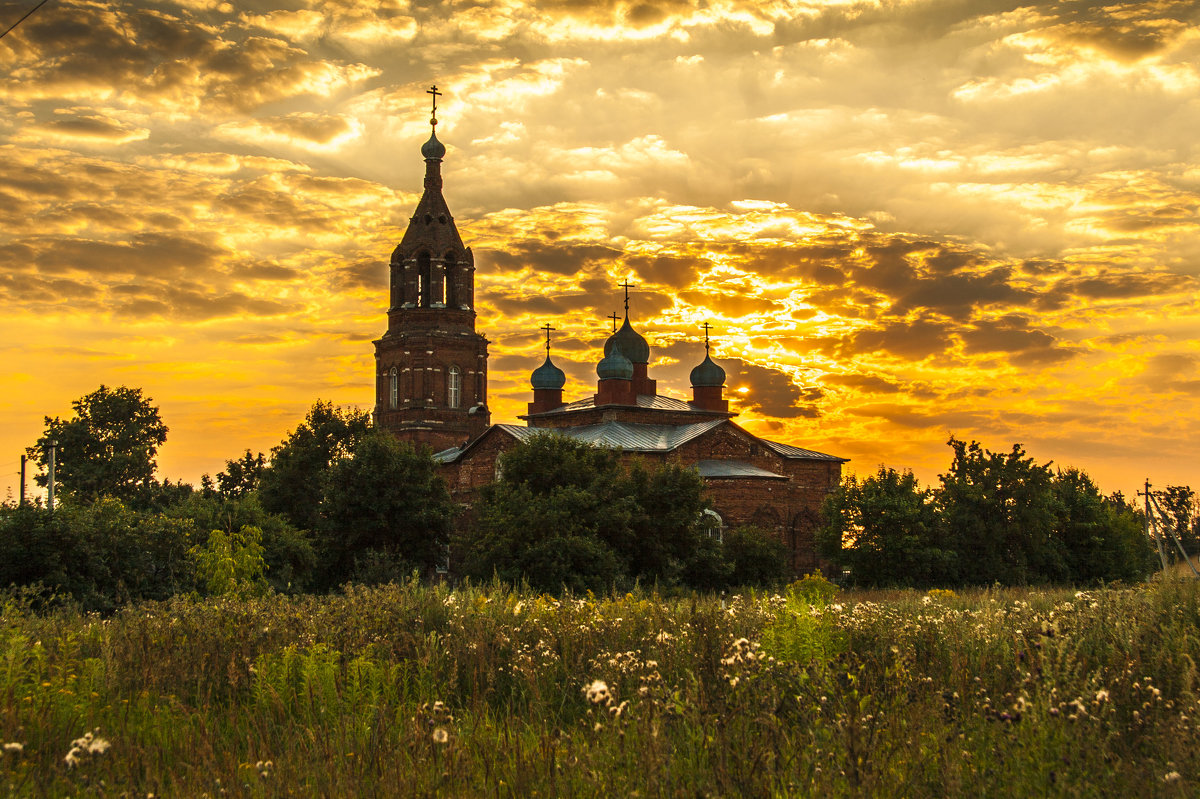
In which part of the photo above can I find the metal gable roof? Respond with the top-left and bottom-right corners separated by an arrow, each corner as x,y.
695,460 -> 787,479
761,439 -> 848,462
535,393 -> 712,415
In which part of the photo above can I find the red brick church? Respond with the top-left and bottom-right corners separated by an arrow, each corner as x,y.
374,91 -> 846,574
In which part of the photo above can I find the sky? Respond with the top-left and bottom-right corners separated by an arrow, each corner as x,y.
1,0 -> 1198,501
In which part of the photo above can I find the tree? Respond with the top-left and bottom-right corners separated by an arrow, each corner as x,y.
1157,486 -> 1197,560
27,385 -> 168,504
258,401 -> 371,530
319,431 -> 453,587
724,526 -> 790,587
216,450 -> 266,498
459,434 -> 631,593
1053,468 -> 1153,584
458,433 -> 727,593
937,438 -> 1066,585
817,466 -> 952,587
165,491 -> 315,593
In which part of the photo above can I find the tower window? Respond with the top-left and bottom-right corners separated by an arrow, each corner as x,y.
447,366 -> 461,408
418,251 -> 432,307
389,367 -> 399,409
445,252 -> 457,307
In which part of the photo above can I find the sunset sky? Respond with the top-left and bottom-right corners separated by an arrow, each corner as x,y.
2,0 -> 1198,501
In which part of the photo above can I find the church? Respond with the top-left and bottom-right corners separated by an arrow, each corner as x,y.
373,90 -> 847,575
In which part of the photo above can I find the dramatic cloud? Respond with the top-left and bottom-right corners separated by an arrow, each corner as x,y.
2,0 -> 1199,496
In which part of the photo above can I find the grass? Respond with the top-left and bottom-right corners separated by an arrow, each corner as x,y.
2,577 -> 1200,797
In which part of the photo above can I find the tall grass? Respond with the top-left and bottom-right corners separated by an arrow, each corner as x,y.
2,578 -> 1199,796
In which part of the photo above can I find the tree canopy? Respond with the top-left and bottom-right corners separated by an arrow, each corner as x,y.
27,385 -> 168,504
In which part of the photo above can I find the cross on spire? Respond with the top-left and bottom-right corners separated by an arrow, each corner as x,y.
608,311 -> 621,332
701,321 -> 713,354
427,85 -> 442,129
619,279 -> 636,313
540,323 -> 555,353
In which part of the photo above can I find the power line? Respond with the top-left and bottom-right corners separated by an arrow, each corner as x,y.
0,0 -> 52,42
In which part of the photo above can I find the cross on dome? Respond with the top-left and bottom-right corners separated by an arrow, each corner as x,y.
608,311 -> 621,332
427,85 -> 442,129
540,323 -> 555,353
619,279 -> 636,313
701,321 -> 713,354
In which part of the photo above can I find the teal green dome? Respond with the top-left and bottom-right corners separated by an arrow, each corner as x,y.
531,356 -> 566,390
690,354 -> 726,387
421,131 -> 446,159
597,348 -> 634,380
603,317 -> 650,364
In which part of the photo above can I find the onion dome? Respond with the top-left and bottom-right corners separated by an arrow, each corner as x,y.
421,131 -> 446,160
603,317 -> 650,364
531,356 -> 566,390
597,347 -> 634,380
690,353 -> 726,387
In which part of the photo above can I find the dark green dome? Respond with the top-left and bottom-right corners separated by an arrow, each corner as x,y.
421,131 -> 446,159
690,353 -> 726,387
597,348 -> 634,380
531,356 -> 566,390
603,317 -> 650,364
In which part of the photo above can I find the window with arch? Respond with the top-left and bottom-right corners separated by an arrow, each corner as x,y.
700,509 -> 724,543
444,252 -> 458,308
389,367 -> 399,409
447,365 -> 461,409
417,251 -> 432,307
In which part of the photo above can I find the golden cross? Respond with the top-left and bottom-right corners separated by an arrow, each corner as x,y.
619,279 -> 636,313
427,85 -> 442,127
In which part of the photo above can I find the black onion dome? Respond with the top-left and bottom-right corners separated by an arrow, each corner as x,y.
690,353 -> 726,387
531,356 -> 566,390
421,131 -> 446,159
597,348 -> 634,380
603,317 -> 650,364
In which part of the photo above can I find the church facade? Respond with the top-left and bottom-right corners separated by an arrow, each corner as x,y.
376,94 -> 847,575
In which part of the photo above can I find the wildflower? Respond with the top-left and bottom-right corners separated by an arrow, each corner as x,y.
1163,771 -> 1181,783
2,742 -> 22,753
1095,689 -> 1109,703
432,728 -> 449,744
584,679 -> 610,705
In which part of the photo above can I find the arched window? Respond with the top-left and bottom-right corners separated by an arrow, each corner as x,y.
447,365 -> 461,409
444,252 -> 458,308
417,251 -> 432,308
389,367 -> 399,409
701,509 -> 724,543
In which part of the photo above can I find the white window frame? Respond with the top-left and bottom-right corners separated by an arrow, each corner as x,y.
389,367 -> 399,409
447,365 -> 461,409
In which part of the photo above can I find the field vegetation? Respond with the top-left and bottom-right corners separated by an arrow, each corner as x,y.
3,577 -> 1200,797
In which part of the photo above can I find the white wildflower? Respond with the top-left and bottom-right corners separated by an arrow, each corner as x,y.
2,742 -> 22,753
432,727 -> 449,744
584,679 -> 610,705
1163,771 -> 1181,783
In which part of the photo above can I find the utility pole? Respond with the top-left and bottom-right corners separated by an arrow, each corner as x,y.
1143,478 -> 1168,571
46,440 -> 57,513
19,454 -> 26,506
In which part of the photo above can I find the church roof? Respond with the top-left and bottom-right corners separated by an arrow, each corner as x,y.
498,419 -> 724,452
761,439 -> 847,462
534,393 -> 715,415
695,460 -> 787,479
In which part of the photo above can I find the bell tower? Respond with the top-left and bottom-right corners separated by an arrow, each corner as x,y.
373,86 -> 490,451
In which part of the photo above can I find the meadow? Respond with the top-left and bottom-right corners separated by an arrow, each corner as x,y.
2,577 -> 1200,797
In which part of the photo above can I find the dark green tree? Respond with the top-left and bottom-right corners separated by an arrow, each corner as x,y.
620,461 -> 711,584
165,491 -> 315,593
0,498 -> 195,612
458,434 -> 631,593
1157,485 -> 1197,559
216,450 -> 266,498
258,400 -> 371,530
723,525 -> 790,587
27,385 -> 168,505
937,438 -> 1066,585
817,466 -> 952,587
319,430 -> 453,587
1053,468 -> 1153,583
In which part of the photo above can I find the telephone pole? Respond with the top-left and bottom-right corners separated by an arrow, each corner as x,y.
46,440 -> 57,513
